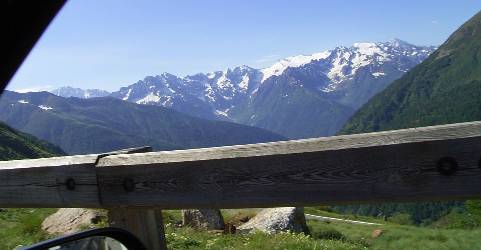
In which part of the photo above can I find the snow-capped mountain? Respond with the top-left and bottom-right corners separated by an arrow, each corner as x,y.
259,39 -> 433,94
109,66 -> 263,120
49,39 -> 434,138
106,39 -> 435,138
50,86 -> 110,99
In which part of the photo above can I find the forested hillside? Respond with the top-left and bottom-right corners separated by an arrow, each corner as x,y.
336,11 -> 481,223
0,122 -> 64,248
0,91 -> 285,154
341,11 -> 481,134
0,121 -> 63,160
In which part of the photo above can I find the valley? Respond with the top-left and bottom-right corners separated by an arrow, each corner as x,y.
1,3 -> 480,249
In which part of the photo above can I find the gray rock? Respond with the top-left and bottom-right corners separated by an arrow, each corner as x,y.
182,209 -> 225,230
238,207 -> 309,234
42,208 -> 104,235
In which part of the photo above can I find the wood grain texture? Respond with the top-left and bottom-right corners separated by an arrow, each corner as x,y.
0,155 -> 100,207
0,121 -> 481,208
95,121 -> 481,208
0,148 -> 151,207
108,208 -> 166,250
96,121 -> 481,166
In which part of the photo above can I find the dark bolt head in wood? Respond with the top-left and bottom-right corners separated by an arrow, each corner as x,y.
66,178 -> 76,191
123,178 -> 135,192
437,157 -> 458,176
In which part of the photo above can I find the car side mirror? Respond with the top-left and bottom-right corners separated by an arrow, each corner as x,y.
20,227 -> 147,250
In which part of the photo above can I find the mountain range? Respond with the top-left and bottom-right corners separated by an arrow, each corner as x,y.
0,91 -> 284,155
51,39 -> 435,139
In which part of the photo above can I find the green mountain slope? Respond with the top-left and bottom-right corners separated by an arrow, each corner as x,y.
0,91 -> 285,155
341,11 -> 481,134
336,11 -> 481,223
0,125 -> 63,247
0,121 -> 64,160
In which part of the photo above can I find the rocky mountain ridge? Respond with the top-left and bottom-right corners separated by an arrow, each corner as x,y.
50,39 -> 435,138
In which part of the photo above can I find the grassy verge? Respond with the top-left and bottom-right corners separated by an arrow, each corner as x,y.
3,207 -> 481,249
308,219 -> 481,250
164,226 -> 364,250
0,208 -> 56,250
165,208 -> 481,250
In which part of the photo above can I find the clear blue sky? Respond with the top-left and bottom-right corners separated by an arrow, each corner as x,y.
8,0 -> 481,92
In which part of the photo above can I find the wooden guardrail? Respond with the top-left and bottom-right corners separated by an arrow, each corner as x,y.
1,121 -> 481,249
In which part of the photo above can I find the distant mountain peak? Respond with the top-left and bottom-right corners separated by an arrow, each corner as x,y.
159,72 -> 177,78
237,64 -> 253,70
260,50 -> 332,82
388,38 -> 411,46
50,86 -> 110,99
260,40 -> 434,85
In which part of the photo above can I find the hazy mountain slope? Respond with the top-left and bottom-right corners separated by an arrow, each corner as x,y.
341,11 -> 481,134
230,69 -> 355,138
0,121 -> 64,160
0,91 -> 285,155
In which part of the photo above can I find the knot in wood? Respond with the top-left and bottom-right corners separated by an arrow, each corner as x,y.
65,178 -> 76,191
437,157 -> 458,176
123,178 -> 135,192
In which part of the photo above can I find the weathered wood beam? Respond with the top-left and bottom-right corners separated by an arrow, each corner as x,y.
0,154 -> 100,207
96,121 -> 481,208
1,121 -> 481,208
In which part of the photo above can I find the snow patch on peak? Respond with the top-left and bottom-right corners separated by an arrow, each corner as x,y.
216,73 -> 233,90
205,88 -> 216,102
215,109 -> 230,117
372,72 -> 386,77
239,74 -> 250,92
136,92 -> 160,104
353,42 -> 387,57
122,89 -> 132,101
237,65 -> 252,71
327,53 -> 349,84
161,95 -> 174,107
207,72 -> 216,79
38,105 -> 53,110
260,50 -> 331,82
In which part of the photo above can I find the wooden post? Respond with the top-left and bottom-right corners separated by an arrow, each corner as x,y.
97,147 -> 167,249
108,208 -> 167,250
